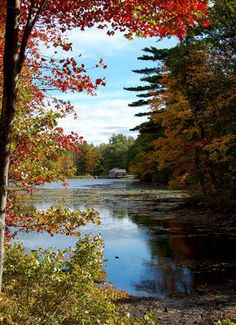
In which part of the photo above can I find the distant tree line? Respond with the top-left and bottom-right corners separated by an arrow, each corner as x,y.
71,134 -> 135,176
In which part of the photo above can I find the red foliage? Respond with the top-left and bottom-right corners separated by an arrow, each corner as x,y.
0,0 -> 210,96
0,0 -> 209,34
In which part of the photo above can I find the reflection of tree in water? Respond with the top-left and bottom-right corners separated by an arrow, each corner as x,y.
69,194 -> 196,297
130,212 -> 236,296
108,203 -> 196,297
111,207 -> 127,219
128,205 -> 236,263
129,215 -> 195,297
132,261 -> 193,297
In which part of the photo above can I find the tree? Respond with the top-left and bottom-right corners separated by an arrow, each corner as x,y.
84,144 -> 102,176
73,143 -> 104,176
103,134 -> 134,172
139,0 -> 235,197
124,47 -> 169,113
0,0 -> 209,290
4,79 -> 100,237
74,136 -> 135,176
154,44 -> 236,197
125,47 -> 170,182
156,0 -> 236,197
127,0 -> 235,194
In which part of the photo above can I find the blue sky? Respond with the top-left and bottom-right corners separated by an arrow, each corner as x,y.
55,28 -> 179,145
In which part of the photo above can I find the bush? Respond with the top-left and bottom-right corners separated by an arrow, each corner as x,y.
215,320 -> 236,325
0,236 -> 129,325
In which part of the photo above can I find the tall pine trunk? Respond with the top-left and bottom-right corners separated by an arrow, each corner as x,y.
194,147 -> 207,197
0,0 -> 20,291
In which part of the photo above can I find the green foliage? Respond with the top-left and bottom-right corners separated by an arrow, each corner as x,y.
74,134 -> 135,176
102,134 -> 134,173
215,320 -> 236,325
11,203 -> 100,236
0,240 -> 157,325
0,238 -> 130,325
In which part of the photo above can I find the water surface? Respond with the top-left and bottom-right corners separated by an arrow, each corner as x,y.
17,178 -> 236,297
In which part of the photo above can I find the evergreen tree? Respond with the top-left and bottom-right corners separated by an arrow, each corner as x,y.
125,47 -> 170,183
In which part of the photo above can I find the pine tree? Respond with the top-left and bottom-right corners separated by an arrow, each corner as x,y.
125,47 -> 171,182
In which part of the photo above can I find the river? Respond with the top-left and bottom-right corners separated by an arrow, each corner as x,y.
16,178 -> 236,298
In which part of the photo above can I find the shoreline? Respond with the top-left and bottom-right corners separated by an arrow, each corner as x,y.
118,289 -> 236,324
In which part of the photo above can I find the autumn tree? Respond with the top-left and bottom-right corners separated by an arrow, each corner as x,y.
155,0 -> 236,197
128,0 -> 235,200
83,144 -> 103,176
155,44 -> 236,197
4,72 -> 101,235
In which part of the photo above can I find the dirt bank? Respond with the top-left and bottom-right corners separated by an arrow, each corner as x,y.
119,291 -> 236,324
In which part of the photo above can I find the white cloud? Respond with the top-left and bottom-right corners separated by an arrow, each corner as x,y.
68,28 -> 133,58
56,90 -> 128,103
41,29 -> 179,144
67,27 -> 179,59
59,98 -> 147,144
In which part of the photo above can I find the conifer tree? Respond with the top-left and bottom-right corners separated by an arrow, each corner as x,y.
125,47 -> 171,182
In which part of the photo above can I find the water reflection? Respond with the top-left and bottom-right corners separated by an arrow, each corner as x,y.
133,262 -> 193,297
16,179 -> 236,297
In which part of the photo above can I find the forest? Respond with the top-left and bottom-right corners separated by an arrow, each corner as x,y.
0,0 -> 235,324
71,1 -> 236,208
126,0 -> 236,207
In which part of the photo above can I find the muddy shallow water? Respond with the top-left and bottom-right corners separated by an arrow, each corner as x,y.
16,178 -> 236,298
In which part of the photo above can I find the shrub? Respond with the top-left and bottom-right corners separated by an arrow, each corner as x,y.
215,320 -> 236,325
0,236 -> 129,325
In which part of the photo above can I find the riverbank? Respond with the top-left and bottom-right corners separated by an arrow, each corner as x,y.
119,204 -> 236,324
119,289 -> 236,324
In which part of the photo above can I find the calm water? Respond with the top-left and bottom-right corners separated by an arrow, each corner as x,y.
16,178 -> 236,297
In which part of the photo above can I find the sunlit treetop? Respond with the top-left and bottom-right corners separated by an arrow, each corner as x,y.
0,0 -> 209,41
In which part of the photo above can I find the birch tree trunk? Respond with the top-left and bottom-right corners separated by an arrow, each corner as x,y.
0,0 -> 20,291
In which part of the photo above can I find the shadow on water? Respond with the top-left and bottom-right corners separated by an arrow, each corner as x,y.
16,178 -> 236,298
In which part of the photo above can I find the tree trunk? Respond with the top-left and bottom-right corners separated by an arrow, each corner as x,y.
194,147 -> 207,196
0,0 -> 20,292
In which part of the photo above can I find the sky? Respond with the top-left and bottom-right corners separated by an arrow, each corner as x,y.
53,28 -> 179,145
